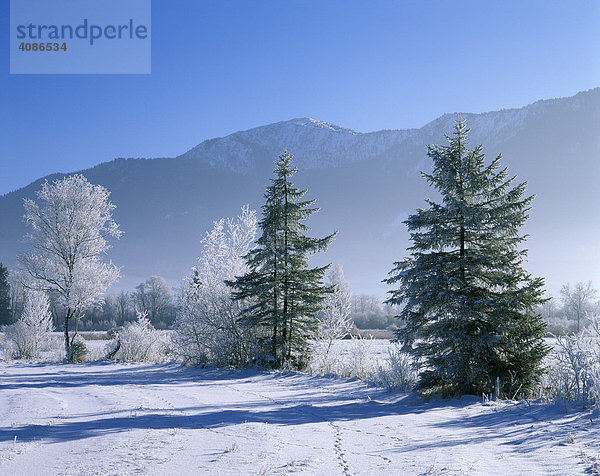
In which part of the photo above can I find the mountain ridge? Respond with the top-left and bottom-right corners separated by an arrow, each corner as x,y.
0,87 -> 598,297
3,87 -> 597,197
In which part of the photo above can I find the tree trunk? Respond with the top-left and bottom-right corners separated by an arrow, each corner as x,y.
272,323 -> 278,363
272,258 -> 278,362
64,308 -> 72,360
287,317 -> 292,360
460,222 -> 465,281
283,169 -> 289,363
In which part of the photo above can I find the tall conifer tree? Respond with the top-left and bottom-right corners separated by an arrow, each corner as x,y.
385,120 -> 549,397
229,152 -> 336,369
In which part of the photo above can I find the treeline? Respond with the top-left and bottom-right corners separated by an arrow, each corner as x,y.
1,272 -> 176,331
77,275 -> 177,330
540,281 -> 599,335
350,294 -> 397,329
1,264 -> 398,332
5,265 -> 596,335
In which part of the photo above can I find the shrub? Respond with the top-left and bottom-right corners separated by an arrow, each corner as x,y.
106,311 -> 167,362
376,344 -> 418,392
69,337 -> 88,363
175,279 -> 256,367
309,338 -> 418,393
340,336 -> 375,379
544,316 -> 600,409
310,336 -> 377,380
3,290 -> 53,360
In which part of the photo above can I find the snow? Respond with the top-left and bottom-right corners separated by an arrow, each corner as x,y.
177,117 -> 416,172
174,96 -> 548,174
0,361 -> 596,475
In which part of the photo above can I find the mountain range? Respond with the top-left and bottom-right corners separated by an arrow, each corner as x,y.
1,88 -> 598,298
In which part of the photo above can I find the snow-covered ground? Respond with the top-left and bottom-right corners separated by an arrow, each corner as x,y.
0,361 -> 597,475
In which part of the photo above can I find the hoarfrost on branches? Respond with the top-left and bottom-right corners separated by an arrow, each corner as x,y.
546,315 -> 600,409
106,310 -> 168,363
19,174 -> 121,361
560,281 -> 598,333
174,205 -> 259,367
312,264 -> 353,374
3,289 -> 53,360
376,343 -> 419,392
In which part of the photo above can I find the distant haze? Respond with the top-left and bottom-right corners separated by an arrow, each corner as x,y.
1,89 -> 598,300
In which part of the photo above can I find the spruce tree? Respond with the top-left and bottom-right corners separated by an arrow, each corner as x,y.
0,263 -> 11,326
385,120 -> 549,397
229,151 -> 336,369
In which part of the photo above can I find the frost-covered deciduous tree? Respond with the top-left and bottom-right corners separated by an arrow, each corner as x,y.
8,270 -> 27,324
228,152 -> 336,369
313,264 -> 353,372
4,289 -> 53,359
20,175 -> 121,361
385,120 -> 549,397
116,290 -> 133,324
560,281 -> 598,333
133,276 -> 174,328
175,205 -> 259,367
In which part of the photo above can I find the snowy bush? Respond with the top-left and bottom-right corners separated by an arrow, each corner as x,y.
3,290 -> 53,360
174,206 -> 261,367
310,336 -> 378,380
342,336 -> 377,379
544,316 -> 600,409
310,340 -> 340,375
544,315 -> 577,336
588,317 -> 600,407
176,277 -> 254,366
309,338 -> 418,392
376,343 -> 418,392
106,311 -> 168,363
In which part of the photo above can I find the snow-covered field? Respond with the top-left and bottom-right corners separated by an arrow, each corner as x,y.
0,361 -> 597,475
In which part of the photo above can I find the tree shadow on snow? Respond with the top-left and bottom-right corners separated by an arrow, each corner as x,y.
0,362 -> 263,391
4,362 -> 574,451
0,398 -> 425,444
0,364 -> 453,444
430,399 -> 596,455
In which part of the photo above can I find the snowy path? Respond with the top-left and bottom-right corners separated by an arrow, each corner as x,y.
0,362 -> 596,475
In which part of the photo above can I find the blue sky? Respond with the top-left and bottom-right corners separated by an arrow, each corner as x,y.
1,0 -> 599,195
